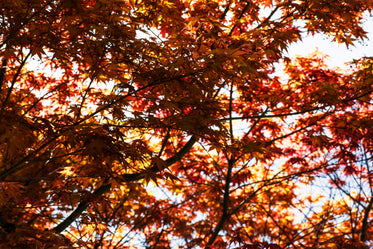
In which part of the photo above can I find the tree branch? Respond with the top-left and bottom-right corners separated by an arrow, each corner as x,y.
360,195 -> 373,242
53,181 -> 111,234
219,1 -> 231,20
120,135 -> 196,182
52,135 -> 196,233
0,58 -> 7,94
228,1 -> 251,37
1,51 -> 32,111
206,158 -> 234,246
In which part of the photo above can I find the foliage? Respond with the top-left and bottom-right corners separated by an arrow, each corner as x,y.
0,0 -> 373,248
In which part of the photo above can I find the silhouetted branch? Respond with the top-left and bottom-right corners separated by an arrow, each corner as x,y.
52,136 -> 196,233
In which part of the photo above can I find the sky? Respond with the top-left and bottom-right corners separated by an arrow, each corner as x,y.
286,14 -> 373,68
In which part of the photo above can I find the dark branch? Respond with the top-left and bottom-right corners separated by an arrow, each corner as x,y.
206,158 -> 234,246
53,181 -> 111,233
52,135 -> 196,234
1,51 -> 32,110
360,195 -> 373,242
120,135 -> 196,181
0,58 -> 7,94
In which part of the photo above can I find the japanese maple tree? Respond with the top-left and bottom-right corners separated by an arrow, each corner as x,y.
0,0 -> 372,248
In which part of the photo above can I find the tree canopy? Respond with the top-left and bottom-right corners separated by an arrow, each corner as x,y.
0,0 -> 373,248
